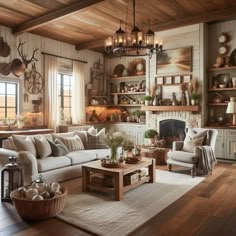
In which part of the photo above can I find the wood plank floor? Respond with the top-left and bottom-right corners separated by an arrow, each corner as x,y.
1,162 -> 236,236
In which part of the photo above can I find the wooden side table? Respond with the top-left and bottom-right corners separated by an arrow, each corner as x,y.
141,147 -> 169,165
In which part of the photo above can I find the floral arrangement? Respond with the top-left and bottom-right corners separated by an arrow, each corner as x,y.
103,131 -> 124,162
103,131 -> 124,149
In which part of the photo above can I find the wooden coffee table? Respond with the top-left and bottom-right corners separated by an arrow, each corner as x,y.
82,157 -> 156,201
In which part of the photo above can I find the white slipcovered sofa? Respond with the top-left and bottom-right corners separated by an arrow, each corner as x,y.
0,128 -> 110,184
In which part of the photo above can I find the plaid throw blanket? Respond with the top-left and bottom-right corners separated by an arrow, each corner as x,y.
196,146 -> 217,175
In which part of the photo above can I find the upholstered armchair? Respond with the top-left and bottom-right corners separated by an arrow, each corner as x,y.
167,128 -> 218,177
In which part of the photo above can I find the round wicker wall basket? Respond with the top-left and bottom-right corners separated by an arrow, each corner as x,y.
10,187 -> 68,221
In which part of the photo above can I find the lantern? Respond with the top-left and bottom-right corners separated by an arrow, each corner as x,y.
1,156 -> 23,202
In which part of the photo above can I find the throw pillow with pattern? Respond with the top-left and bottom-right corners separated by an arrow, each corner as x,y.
57,135 -> 85,152
86,128 -> 106,149
182,136 -> 204,153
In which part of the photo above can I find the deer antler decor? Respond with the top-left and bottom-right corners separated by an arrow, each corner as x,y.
17,42 -> 38,68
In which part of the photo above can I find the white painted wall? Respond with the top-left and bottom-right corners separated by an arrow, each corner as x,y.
0,25 -> 103,122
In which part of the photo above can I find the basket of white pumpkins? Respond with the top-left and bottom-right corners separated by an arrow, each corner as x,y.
10,175 -> 68,220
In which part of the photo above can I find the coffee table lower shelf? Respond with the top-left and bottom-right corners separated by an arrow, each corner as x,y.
88,176 -> 150,193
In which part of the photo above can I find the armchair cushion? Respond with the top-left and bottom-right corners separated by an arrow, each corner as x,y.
182,136 -> 204,153
168,150 -> 199,164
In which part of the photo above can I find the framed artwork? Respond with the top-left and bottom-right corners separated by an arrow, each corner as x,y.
183,74 -> 192,83
173,75 -> 181,84
165,76 -> 172,84
156,46 -> 192,74
155,76 -> 164,85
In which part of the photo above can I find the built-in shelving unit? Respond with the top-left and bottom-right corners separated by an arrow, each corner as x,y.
208,66 -> 236,72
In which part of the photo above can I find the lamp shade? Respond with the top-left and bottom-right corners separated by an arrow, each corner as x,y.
226,97 -> 236,113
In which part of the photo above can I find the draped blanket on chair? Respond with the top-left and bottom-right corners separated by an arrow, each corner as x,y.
196,146 -> 217,175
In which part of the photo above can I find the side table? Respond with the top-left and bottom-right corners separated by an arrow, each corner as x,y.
141,147 -> 169,165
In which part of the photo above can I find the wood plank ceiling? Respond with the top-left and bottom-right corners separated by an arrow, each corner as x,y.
1,0 -> 236,52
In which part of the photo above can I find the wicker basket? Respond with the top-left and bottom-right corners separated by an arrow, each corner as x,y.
10,187 -> 68,220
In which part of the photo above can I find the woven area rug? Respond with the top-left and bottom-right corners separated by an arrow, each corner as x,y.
57,170 -> 204,236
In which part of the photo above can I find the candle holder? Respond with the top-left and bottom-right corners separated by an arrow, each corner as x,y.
1,156 -> 23,202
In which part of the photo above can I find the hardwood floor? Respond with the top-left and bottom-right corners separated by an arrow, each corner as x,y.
1,162 -> 236,236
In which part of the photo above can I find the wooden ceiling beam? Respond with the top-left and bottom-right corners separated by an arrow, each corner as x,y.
75,39 -> 105,50
152,6 -> 236,32
12,0 -> 106,35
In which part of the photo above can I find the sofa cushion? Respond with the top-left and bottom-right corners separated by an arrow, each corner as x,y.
74,130 -> 87,147
7,137 -> 17,150
86,128 -> 106,149
48,140 -> 69,157
182,136 -> 204,153
37,156 -> 71,172
87,126 -> 97,135
57,135 -> 84,152
12,135 -> 37,156
66,150 -> 97,165
34,137 -> 52,159
52,132 -> 74,140
168,151 -> 199,164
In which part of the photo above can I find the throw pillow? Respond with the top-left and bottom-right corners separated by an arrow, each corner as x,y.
74,130 -> 87,147
87,126 -> 98,135
57,135 -> 85,152
86,128 -> 106,149
48,140 -> 69,157
182,136 -> 204,153
34,137 -> 52,159
12,135 -> 37,156
186,128 -> 209,145
52,132 -> 74,140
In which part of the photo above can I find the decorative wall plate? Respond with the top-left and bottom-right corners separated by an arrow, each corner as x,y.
230,49 -> 236,66
128,58 -> 146,76
113,64 -> 125,77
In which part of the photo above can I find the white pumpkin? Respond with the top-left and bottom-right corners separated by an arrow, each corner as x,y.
54,191 -> 62,197
18,187 -> 27,198
50,182 -> 60,193
26,188 -> 39,200
32,195 -> 44,201
41,191 -> 50,199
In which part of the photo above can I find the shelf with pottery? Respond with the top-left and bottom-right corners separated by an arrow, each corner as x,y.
208,66 -> 236,72
208,88 -> 236,91
141,105 -> 200,112
108,75 -> 146,82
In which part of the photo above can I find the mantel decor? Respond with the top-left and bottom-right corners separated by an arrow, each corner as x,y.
104,0 -> 163,58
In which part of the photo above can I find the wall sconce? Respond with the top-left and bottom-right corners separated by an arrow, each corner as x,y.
226,97 -> 236,126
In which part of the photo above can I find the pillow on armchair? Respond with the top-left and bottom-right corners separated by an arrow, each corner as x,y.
182,136 -> 204,153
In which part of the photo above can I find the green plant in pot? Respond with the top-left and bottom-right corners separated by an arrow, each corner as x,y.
143,95 -> 152,105
190,93 -> 200,105
144,129 -> 158,146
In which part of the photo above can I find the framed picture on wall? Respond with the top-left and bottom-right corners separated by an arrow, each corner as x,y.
165,76 -> 172,84
156,46 -> 192,74
155,76 -> 164,85
173,75 -> 181,84
183,74 -> 192,83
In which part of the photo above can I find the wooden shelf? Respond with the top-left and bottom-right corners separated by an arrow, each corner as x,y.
87,105 -> 110,107
141,105 -> 200,112
208,88 -> 236,91
90,95 -> 107,98
209,66 -> 236,72
111,92 -> 145,95
108,75 -> 145,82
208,103 -> 228,106
110,104 -> 142,107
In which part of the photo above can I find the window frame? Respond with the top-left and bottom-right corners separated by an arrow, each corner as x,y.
57,73 -> 73,118
0,80 -> 20,119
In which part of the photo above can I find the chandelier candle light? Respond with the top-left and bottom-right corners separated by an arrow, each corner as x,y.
104,0 -> 163,58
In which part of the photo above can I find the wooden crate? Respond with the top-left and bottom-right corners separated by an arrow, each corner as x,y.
124,172 -> 139,186
141,148 -> 169,165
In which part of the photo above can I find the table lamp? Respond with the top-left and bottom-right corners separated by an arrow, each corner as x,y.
226,97 -> 236,126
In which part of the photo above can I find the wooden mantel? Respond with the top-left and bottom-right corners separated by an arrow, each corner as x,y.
141,105 -> 200,112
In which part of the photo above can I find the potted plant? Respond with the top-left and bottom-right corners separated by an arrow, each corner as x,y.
190,93 -> 200,105
144,129 -> 158,145
143,95 -> 152,105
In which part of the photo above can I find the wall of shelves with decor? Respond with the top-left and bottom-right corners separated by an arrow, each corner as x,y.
207,66 -> 236,127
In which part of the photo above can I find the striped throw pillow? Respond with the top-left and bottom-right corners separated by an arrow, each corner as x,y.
57,135 -> 84,152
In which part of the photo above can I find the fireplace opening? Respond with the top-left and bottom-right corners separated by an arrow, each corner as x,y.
159,119 -> 186,148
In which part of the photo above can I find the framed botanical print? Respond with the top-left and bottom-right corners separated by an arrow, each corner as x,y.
173,75 -> 181,84
165,76 -> 172,84
155,76 -> 164,85
183,74 -> 192,83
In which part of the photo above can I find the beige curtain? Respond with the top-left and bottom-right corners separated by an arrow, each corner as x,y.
44,55 -> 58,131
72,61 -> 86,124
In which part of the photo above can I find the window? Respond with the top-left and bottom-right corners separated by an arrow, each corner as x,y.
57,73 -> 72,119
0,82 -> 18,119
